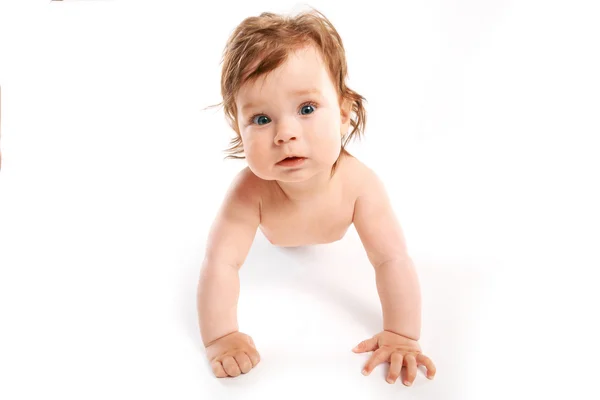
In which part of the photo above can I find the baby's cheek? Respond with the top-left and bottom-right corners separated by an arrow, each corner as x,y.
244,152 -> 261,171
325,131 -> 342,160
244,149 -> 272,178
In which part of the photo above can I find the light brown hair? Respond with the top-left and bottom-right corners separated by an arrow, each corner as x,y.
209,7 -> 367,174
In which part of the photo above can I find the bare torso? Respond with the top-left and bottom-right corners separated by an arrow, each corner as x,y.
256,153 -> 368,247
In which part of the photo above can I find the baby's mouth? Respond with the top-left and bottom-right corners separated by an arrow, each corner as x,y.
276,156 -> 307,166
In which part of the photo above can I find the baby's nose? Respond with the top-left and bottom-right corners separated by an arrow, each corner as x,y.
274,121 -> 300,144
275,132 -> 297,144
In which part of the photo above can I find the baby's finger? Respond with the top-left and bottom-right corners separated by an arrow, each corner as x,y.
353,337 -> 378,353
222,356 -> 241,377
403,354 -> 418,386
211,360 -> 228,378
386,352 -> 403,384
416,353 -> 436,379
234,352 -> 253,374
247,349 -> 261,367
362,348 -> 389,376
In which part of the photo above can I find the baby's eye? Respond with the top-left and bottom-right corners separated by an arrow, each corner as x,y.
300,104 -> 315,115
252,115 -> 271,125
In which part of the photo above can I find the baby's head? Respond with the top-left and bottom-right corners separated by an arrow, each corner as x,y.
217,8 -> 366,180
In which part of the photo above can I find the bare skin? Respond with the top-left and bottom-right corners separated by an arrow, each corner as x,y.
198,154 -> 437,384
197,44 -> 436,385
258,151 -> 357,247
205,331 -> 260,378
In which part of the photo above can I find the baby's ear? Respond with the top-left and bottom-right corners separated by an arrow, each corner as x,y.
340,98 -> 352,124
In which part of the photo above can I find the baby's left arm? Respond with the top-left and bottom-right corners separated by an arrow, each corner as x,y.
352,169 -> 436,385
353,169 -> 421,340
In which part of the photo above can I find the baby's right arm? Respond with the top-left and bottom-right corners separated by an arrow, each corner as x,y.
197,168 -> 260,347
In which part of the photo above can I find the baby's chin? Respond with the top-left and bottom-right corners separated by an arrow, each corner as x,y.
247,164 -> 320,182
257,171 -> 312,183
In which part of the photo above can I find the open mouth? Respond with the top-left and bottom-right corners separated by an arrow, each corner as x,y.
277,156 -> 307,166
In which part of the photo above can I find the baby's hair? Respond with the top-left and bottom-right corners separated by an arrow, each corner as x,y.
208,7 -> 367,175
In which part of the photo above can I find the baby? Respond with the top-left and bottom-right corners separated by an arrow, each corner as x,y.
197,8 -> 436,386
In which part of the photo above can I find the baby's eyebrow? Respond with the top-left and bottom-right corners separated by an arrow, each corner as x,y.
289,88 -> 321,97
240,88 -> 322,114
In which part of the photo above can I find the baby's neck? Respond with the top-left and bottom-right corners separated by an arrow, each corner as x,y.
275,170 -> 335,204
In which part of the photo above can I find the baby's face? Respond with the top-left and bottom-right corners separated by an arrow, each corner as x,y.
235,45 -> 347,182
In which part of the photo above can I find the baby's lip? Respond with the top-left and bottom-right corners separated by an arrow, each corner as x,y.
277,155 -> 306,163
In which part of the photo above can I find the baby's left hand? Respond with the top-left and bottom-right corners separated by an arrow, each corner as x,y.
352,330 -> 436,386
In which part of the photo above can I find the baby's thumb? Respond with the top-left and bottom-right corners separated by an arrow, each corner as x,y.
352,337 -> 377,353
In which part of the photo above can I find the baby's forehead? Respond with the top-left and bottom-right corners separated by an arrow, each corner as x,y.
248,46 -> 325,81
237,48 -> 333,100
238,86 -> 324,113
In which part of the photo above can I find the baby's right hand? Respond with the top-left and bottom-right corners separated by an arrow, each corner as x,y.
205,331 -> 261,377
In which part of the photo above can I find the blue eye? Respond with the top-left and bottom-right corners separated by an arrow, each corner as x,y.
300,104 -> 315,115
252,115 -> 271,125
249,102 -> 316,126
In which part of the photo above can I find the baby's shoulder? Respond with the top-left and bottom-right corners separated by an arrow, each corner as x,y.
339,154 -> 381,195
227,166 -> 266,201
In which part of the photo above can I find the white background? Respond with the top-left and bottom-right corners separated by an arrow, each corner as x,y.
1,0 -> 599,399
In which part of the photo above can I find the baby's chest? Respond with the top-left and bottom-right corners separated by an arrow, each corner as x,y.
259,199 -> 355,247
